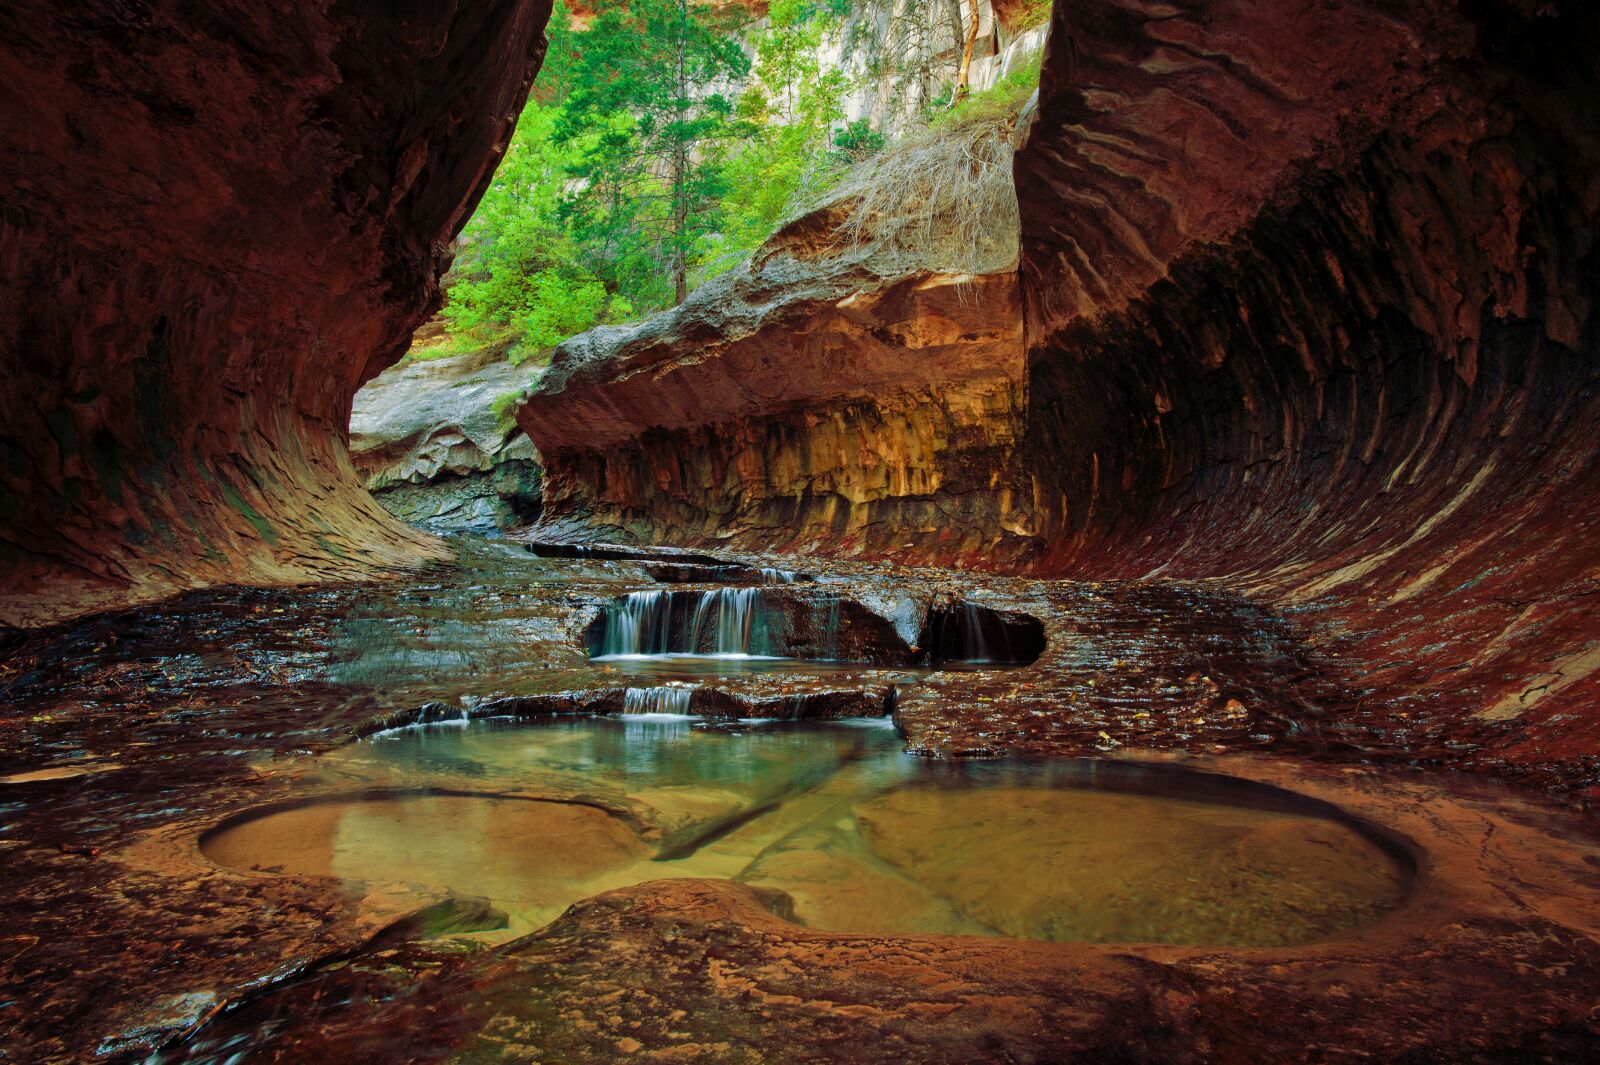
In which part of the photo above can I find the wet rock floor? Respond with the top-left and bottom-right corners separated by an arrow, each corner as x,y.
1,535 -> 1598,1062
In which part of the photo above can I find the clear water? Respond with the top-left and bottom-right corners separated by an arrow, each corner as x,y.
202,718 -> 1411,947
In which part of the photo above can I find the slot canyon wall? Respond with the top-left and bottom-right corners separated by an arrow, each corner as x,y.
523,0 -> 1598,783
0,0 -> 551,627
1016,0 -> 1600,780
524,247 -> 1038,565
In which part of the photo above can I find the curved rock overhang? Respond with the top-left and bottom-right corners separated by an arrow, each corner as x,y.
524,262 -> 1036,564
1016,0 -> 1600,768
0,0 -> 552,627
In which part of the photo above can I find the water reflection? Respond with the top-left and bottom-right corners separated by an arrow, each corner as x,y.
204,718 -> 1411,947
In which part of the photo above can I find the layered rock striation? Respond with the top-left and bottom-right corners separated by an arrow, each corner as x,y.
522,118 -> 1042,566
0,0 -> 551,626
351,337 -> 542,532
1016,0 -> 1600,777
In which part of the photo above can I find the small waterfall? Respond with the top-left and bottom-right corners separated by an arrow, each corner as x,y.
600,590 -> 679,656
821,595 -> 841,659
759,568 -> 796,585
688,587 -> 759,655
622,686 -> 693,715
599,588 -> 763,656
961,603 -> 992,661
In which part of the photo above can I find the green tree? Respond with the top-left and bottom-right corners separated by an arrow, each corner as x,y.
434,0 -> 1040,366
442,96 -> 630,364
709,0 -> 847,271
556,0 -> 752,305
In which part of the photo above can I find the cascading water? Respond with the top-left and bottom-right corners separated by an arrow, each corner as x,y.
960,603 -> 996,661
622,686 -> 694,715
690,587 -> 759,655
598,588 -> 764,657
759,568 -> 797,585
821,595 -> 841,660
599,591 -> 678,656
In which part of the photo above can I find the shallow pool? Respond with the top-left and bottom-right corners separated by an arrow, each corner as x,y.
203,717 -> 1411,946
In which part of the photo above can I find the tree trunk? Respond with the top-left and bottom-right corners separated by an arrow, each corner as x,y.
954,0 -> 981,103
672,148 -> 687,304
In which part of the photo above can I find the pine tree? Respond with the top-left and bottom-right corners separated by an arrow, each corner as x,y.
556,0 -> 751,305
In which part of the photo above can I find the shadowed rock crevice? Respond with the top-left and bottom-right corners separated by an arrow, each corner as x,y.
918,599 -> 1045,665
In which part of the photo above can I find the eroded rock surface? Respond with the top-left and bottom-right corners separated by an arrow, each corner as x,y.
520,121 -> 1038,567
1015,0 -> 1600,780
0,0 -> 551,626
350,337 -> 542,531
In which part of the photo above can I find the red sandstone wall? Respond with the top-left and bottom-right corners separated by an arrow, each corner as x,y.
524,267 -> 1038,564
0,0 -> 551,627
1017,0 -> 1600,783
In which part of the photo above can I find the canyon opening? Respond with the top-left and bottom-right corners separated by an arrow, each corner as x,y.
2,1 -> 1598,1062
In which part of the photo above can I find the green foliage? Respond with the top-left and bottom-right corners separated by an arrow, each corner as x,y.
929,52 -> 1042,130
556,0 -> 753,303
404,330 -> 497,364
491,390 -> 524,434
441,85 -> 632,367
832,119 -> 886,164
1012,0 -> 1054,31
438,0 -> 1044,365
703,1 -> 848,276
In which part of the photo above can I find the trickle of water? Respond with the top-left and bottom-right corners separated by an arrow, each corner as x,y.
622,686 -> 694,715
928,602 -> 1020,663
759,568 -> 797,585
962,603 -> 994,661
821,596 -> 841,659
